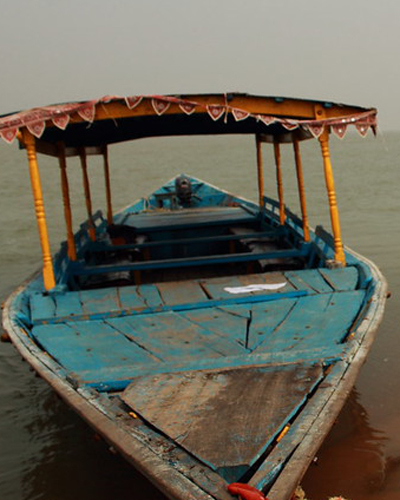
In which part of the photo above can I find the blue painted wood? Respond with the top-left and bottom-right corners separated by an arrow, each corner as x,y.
284,269 -> 333,294
83,342 -> 345,392
247,298 -> 298,351
54,292 -> 84,317
31,320 -> 158,382
254,291 -> 365,354
30,293 -> 56,323
181,308 -> 250,348
79,288 -> 121,316
122,206 -> 256,233
319,266 -> 359,291
118,285 -> 147,310
32,289 -> 308,325
156,281 -> 208,306
106,312 -> 242,362
136,284 -> 164,308
73,247 -> 309,277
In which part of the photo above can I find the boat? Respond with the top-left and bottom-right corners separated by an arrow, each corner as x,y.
0,93 -> 387,500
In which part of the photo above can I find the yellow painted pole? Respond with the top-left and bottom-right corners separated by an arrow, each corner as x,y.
319,130 -> 346,265
57,143 -> 77,260
103,145 -> 113,225
23,130 -> 56,291
79,147 -> 96,241
255,135 -> 264,209
274,142 -> 285,225
293,140 -> 310,242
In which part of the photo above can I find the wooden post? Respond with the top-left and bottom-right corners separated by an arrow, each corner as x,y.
274,142 -> 285,225
255,135 -> 264,209
57,143 -> 77,261
293,140 -> 310,242
319,130 -> 346,265
23,130 -> 55,290
79,147 -> 96,241
103,145 -> 113,225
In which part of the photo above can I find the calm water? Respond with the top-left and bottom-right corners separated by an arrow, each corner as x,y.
0,132 -> 399,500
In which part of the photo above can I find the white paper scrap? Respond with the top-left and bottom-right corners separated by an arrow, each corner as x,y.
223,283 -> 287,294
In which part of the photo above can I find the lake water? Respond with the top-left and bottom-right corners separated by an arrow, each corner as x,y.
0,131 -> 399,500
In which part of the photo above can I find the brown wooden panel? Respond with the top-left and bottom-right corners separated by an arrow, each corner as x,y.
122,363 -> 323,480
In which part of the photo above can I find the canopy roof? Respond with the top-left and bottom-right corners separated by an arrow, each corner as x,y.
0,93 -> 377,156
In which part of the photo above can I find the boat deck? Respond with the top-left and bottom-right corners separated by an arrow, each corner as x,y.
30,266 -> 365,392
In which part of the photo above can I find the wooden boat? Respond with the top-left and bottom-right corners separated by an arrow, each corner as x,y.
0,93 -> 387,500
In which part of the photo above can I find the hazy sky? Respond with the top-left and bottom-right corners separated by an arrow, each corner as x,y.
0,0 -> 399,130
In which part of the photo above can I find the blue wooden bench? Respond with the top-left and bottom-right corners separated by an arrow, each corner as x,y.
72,245 -> 310,278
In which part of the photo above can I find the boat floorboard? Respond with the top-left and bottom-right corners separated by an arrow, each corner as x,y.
30,266 -> 360,324
29,266 -> 365,392
121,362 -> 324,483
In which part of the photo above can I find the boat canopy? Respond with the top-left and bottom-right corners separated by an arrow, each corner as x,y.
0,92 -> 378,290
0,93 -> 376,155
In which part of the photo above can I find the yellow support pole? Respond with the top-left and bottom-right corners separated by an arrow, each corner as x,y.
23,130 -> 56,291
255,135 -> 264,209
319,130 -> 346,265
274,142 -> 285,225
57,143 -> 77,261
103,145 -> 113,225
79,147 -> 96,241
293,140 -> 310,242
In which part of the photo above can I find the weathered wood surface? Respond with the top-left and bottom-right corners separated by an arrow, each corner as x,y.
121,206 -> 256,232
30,266 -> 361,325
30,287 -> 364,389
122,363 -> 323,482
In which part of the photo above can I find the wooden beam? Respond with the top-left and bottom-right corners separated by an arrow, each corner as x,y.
274,142 -> 286,225
293,140 -> 310,242
103,145 -> 113,225
79,147 -> 96,241
255,135 -> 264,209
22,130 -> 55,290
57,143 -> 77,260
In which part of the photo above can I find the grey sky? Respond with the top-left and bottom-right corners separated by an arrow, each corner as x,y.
0,0 -> 399,129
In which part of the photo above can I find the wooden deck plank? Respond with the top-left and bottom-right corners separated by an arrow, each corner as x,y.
249,361 -> 346,491
284,269 -> 333,294
107,311 -> 242,362
30,293 -> 56,323
54,292 -> 84,317
181,308 -> 250,349
79,288 -> 121,316
121,363 -> 324,482
31,321 -> 157,380
247,298 -> 298,351
122,206 -> 255,232
136,284 -> 163,308
156,281 -> 207,306
319,266 -> 359,291
118,285 -> 147,310
254,291 -> 365,354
